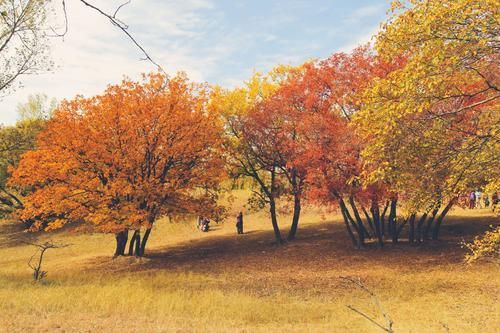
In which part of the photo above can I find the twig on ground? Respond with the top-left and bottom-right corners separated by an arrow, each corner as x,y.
340,276 -> 394,333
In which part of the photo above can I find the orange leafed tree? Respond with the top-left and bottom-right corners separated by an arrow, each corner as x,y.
9,73 -> 225,256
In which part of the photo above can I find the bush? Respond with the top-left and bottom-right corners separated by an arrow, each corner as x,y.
464,226 -> 500,264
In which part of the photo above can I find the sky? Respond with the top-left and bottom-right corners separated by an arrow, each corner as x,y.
0,0 -> 390,125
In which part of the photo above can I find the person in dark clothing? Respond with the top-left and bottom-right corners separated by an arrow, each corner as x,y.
492,192 -> 498,211
236,211 -> 243,234
201,218 -> 210,232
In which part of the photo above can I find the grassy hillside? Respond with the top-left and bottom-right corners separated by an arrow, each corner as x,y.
0,192 -> 498,332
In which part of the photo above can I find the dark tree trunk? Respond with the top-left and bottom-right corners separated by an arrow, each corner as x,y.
139,228 -> 151,256
349,196 -> 371,240
362,206 -> 375,233
392,218 -> 410,239
416,213 -> 428,243
338,198 -> 360,235
135,232 -> 142,256
371,200 -> 384,248
128,230 -> 140,256
432,199 -> 456,240
287,194 -> 301,241
408,214 -> 416,244
339,198 -> 358,247
269,200 -> 284,245
339,197 -> 362,248
395,213 -> 412,243
380,200 -> 389,237
388,199 -> 397,243
423,206 -> 440,240
114,230 -> 129,256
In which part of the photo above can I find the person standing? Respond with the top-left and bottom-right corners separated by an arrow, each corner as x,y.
469,191 -> 476,209
492,192 -> 498,212
484,194 -> 490,208
236,211 -> 243,234
475,190 -> 482,209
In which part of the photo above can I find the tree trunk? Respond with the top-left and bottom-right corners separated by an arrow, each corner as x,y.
134,232 -> 141,256
408,214 -> 416,244
349,196 -> 370,240
362,206 -> 375,233
339,197 -> 362,247
394,213 -> 411,244
380,200 -> 389,237
287,194 -> 301,241
114,230 -> 129,256
432,199 -> 456,240
269,200 -> 284,245
388,199 -> 397,243
416,213 -> 427,243
139,228 -> 151,256
128,230 -> 140,256
423,206 -> 440,240
338,198 -> 360,235
114,233 -> 121,256
339,198 -> 358,247
371,200 -> 384,248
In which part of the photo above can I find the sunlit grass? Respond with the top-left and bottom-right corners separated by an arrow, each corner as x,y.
0,200 -> 498,332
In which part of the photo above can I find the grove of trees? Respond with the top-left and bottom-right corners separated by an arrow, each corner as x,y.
1,0 -> 498,256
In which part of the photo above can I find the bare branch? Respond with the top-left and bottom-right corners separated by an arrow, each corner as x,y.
347,305 -> 390,332
113,0 -> 131,19
47,0 -> 68,38
340,276 -> 394,333
23,241 -> 70,282
78,0 -> 165,75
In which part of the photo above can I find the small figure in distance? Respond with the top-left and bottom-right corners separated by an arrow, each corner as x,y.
200,217 -> 210,232
475,189 -> 482,209
484,194 -> 490,208
236,211 -> 243,234
491,192 -> 498,212
197,216 -> 210,232
469,191 -> 476,209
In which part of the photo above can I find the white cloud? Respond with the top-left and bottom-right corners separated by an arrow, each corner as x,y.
0,0 -> 390,125
344,4 -> 386,24
0,0 -> 221,124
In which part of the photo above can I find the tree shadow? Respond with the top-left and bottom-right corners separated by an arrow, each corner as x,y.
109,212 -> 496,275
0,220 -> 38,249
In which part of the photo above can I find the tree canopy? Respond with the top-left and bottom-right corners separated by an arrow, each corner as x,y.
9,73 -> 225,255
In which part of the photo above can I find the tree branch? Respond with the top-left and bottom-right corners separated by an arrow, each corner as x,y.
78,0 -> 165,74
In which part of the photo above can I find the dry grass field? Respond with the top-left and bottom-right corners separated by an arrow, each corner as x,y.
0,191 -> 498,333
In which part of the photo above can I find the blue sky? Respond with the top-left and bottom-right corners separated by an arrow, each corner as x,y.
0,0 -> 389,125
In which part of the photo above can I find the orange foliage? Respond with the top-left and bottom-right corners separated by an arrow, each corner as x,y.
9,73 -> 225,233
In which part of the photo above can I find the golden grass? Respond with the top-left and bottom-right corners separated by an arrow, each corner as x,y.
0,193 -> 498,332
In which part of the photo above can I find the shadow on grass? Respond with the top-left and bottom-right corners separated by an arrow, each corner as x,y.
85,211 -> 495,276
0,220 -> 37,249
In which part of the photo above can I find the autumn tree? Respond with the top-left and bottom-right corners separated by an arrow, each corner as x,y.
241,65 -> 315,241
211,67 -> 301,244
355,0 -> 499,240
9,73 -> 225,256
0,94 -> 53,217
289,46 -> 404,248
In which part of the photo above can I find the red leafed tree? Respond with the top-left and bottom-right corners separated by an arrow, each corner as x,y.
9,73 -> 225,256
243,65 -> 314,242
296,46 -> 402,248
